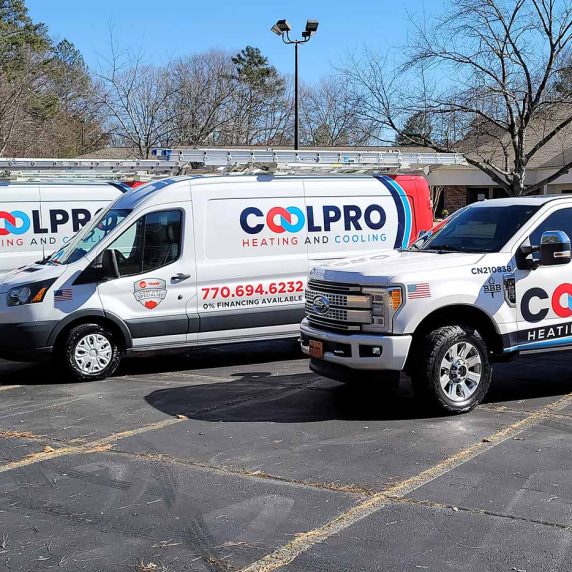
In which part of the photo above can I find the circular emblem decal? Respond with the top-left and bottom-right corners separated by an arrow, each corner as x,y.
312,295 -> 330,315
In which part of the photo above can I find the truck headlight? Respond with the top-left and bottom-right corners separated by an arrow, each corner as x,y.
361,287 -> 403,333
7,279 -> 56,307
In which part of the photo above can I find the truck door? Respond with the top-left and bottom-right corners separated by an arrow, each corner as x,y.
97,205 -> 198,348
515,206 -> 572,351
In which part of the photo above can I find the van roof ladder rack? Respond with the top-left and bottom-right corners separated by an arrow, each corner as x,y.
0,158 -> 184,181
152,148 -> 467,175
0,148 -> 467,181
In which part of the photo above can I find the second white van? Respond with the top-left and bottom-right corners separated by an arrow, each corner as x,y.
0,181 -> 125,275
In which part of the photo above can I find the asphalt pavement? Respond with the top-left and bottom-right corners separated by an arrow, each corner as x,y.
0,341 -> 570,571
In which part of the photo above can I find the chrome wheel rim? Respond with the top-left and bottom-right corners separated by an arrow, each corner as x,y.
439,341 -> 482,402
74,334 -> 112,374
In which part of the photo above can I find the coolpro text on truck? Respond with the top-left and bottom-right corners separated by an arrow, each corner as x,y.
302,196 -> 572,413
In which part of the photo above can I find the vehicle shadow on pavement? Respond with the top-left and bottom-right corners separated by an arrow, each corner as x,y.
0,339 -> 303,386
144,361 -> 572,423
145,371 -> 435,422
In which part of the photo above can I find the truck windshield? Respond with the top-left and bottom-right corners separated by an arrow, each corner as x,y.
418,204 -> 540,253
47,208 -> 132,265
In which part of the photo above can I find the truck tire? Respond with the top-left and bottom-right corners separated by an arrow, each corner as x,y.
411,325 -> 491,414
59,323 -> 122,381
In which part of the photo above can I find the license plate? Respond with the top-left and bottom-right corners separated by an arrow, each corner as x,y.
309,340 -> 324,359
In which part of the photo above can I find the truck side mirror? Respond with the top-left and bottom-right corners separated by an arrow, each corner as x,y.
517,237 -> 539,270
101,249 -> 120,280
540,231 -> 571,266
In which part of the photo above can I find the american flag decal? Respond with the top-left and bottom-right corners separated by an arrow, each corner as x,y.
407,283 -> 431,299
54,289 -> 73,301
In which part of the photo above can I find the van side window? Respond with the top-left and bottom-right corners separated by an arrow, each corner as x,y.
529,208 -> 572,259
107,210 -> 182,276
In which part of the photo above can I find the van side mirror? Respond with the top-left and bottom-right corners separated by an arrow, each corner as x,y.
540,231 -> 571,266
101,249 -> 120,280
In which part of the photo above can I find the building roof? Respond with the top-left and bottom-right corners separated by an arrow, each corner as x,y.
457,106 -> 572,170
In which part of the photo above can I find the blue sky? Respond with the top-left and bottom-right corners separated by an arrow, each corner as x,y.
26,0 -> 444,82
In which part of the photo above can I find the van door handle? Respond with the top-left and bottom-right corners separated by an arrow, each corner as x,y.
171,273 -> 191,283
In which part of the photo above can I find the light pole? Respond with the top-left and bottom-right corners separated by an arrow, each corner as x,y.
271,19 -> 319,150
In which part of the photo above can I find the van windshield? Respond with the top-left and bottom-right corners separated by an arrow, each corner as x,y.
47,208 -> 132,265
416,204 -> 540,253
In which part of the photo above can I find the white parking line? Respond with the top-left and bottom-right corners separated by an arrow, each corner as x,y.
240,391 -> 572,572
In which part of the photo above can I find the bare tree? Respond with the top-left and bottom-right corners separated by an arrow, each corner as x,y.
300,76 -> 373,146
343,0 -> 572,195
166,50 -> 239,147
97,38 -> 180,158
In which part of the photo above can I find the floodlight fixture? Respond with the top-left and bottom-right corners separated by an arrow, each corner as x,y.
305,20 -> 319,34
275,19 -> 291,33
271,18 -> 320,150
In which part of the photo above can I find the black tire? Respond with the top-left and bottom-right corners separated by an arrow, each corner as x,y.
58,323 -> 122,382
411,324 -> 492,414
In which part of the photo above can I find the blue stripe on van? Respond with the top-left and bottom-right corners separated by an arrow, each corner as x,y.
374,175 -> 412,249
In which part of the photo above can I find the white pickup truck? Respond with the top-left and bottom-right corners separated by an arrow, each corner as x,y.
301,196 -> 572,414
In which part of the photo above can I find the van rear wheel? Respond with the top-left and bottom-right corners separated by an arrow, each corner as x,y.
60,323 -> 122,381
411,325 -> 491,414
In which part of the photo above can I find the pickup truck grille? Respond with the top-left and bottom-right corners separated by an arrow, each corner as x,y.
305,279 -> 372,332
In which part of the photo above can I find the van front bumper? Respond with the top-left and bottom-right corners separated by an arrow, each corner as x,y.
300,319 -> 412,371
0,321 -> 56,362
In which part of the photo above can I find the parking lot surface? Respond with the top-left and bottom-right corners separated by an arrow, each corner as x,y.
0,341 -> 571,571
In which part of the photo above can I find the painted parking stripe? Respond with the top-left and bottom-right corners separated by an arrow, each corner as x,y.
240,391 -> 572,572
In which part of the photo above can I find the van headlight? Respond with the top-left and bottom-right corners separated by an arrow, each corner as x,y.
7,279 -> 56,306
361,287 -> 403,333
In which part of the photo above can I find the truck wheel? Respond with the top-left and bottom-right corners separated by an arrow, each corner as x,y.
60,323 -> 122,381
411,325 -> 491,414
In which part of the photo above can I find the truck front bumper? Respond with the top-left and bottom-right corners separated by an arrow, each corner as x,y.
300,319 -> 412,371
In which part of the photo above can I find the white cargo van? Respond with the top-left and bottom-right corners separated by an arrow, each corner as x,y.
0,181 -> 125,275
0,174 -> 432,380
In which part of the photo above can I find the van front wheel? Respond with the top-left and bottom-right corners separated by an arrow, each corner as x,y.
60,323 -> 122,381
411,325 -> 491,414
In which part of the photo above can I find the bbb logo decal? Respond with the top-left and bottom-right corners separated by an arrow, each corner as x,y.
521,283 -> 572,322
0,211 -> 30,236
133,279 -> 167,310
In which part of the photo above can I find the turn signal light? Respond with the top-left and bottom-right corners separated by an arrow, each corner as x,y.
31,287 -> 49,303
390,289 -> 402,310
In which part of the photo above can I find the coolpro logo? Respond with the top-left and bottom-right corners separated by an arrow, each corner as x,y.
521,283 -> 572,323
0,211 -> 30,236
240,204 -> 387,235
0,207 -> 97,249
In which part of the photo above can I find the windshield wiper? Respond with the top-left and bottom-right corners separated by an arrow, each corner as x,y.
435,244 -> 464,253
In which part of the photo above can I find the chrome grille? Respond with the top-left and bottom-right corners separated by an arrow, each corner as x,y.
306,289 -> 348,308
305,279 -> 372,333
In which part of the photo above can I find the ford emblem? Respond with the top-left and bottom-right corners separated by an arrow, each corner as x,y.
312,295 -> 330,315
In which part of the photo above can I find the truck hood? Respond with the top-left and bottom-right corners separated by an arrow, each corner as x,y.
0,264 -> 66,293
310,250 -> 486,286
